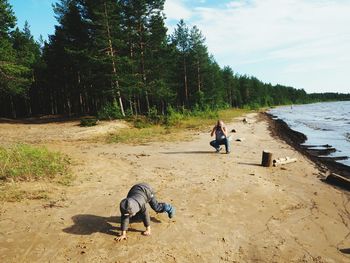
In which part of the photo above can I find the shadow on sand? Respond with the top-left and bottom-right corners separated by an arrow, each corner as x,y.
63,214 -> 161,236
0,115 -> 82,124
339,248 -> 350,254
162,151 -> 214,154
238,162 -> 261,167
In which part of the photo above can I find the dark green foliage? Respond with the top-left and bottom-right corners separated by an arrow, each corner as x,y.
0,0 -> 16,38
147,106 -> 162,124
164,106 -> 184,126
0,1 -> 349,119
0,1 -> 41,118
308,92 -> 350,102
133,117 -> 152,129
80,116 -> 98,126
97,102 -> 123,120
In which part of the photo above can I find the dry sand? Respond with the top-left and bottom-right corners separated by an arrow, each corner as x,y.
0,113 -> 349,263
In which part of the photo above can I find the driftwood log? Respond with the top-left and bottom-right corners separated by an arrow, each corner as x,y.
325,173 -> 350,189
261,151 -> 273,167
300,144 -> 332,148
306,147 -> 336,156
273,157 -> 297,166
317,156 -> 349,162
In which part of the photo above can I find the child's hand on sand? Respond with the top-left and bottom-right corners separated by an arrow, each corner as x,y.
115,233 -> 127,242
142,226 -> 151,236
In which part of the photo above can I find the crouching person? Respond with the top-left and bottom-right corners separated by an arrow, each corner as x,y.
116,183 -> 175,241
210,120 -> 231,154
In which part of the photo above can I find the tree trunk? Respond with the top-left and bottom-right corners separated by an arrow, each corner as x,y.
261,150 -> 273,167
26,97 -> 32,117
161,100 -> 165,115
10,96 -> 16,119
197,60 -> 201,92
137,97 -> 141,114
183,55 -> 188,105
67,97 -> 71,116
84,91 -> 89,113
79,93 -> 83,114
104,1 -> 125,117
54,90 -> 58,114
50,91 -> 54,115
133,97 -> 138,116
128,98 -> 133,116
139,23 -> 150,113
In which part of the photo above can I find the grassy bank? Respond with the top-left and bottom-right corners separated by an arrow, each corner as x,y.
0,144 -> 72,202
107,108 -> 249,144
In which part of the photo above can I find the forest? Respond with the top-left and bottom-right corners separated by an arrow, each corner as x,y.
1,0 -> 349,119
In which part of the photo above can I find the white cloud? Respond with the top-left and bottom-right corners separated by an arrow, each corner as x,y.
164,0 -> 192,21
164,0 -> 350,93
226,0 -> 251,9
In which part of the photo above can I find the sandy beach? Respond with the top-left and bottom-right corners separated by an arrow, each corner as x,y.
0,113 -> 349,263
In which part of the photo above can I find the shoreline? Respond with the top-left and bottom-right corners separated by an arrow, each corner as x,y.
264,112 -> 350,190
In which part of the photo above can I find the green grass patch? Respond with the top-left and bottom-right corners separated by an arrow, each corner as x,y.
0,144 -> 72,184
108,108 -> 250,144
107,125 -> 186,144
218,108 -> 251,121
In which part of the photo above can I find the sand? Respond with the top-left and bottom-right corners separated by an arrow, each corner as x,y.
0,113 -> 349,263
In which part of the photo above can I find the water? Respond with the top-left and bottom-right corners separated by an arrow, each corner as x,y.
269,101 -> 350,166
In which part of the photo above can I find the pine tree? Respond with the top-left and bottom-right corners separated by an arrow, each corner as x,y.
46,0 -> 91,115
143,1 -> 174,114
0,0 -> 39,118
81,0 -> 126,116
188,25 -> 209,107
12,22 -> 41,116
119,0 -> 168,114
0,0 -> 15,38
171,19 -> 190,107
189,26 -> 207,93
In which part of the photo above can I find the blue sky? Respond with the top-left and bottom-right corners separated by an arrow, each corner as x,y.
9,0 -> 350,94
9,0 -> 57,41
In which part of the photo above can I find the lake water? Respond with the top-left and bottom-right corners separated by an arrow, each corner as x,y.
269,101 -> 350,166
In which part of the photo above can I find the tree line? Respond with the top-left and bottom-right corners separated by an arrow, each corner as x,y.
1,0 -> 349,119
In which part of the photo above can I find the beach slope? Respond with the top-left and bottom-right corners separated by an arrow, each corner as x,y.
0,113 -> 349,262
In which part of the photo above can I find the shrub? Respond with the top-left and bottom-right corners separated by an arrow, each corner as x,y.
248,103 -> 260,110
191,105 -> 218,119
97,102 -> 123,120
147,106 -> 162,124
165,106 -> 185,126
133,117 -> 151,129
80,117 -> 98,127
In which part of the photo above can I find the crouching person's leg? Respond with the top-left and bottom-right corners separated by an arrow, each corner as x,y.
210,140 -> 221,152
140,207 -> 152,236
149,197 -> 175,218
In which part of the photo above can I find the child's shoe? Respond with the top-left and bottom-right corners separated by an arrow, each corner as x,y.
215,147 -> 222,153
164,204 -> 175,218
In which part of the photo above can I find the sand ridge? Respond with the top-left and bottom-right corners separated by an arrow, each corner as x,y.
0,113 -> 349,262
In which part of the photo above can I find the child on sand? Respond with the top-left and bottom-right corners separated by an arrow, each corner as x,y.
116,183 -> 175,241
210,120 -> 231,154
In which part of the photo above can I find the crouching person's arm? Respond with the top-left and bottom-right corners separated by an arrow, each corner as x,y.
141,207 -> 151,236
116,214 -> 129,241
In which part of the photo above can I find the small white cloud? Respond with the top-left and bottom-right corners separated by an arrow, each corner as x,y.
226,0 -> 250,9
164,0 -> 193,21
